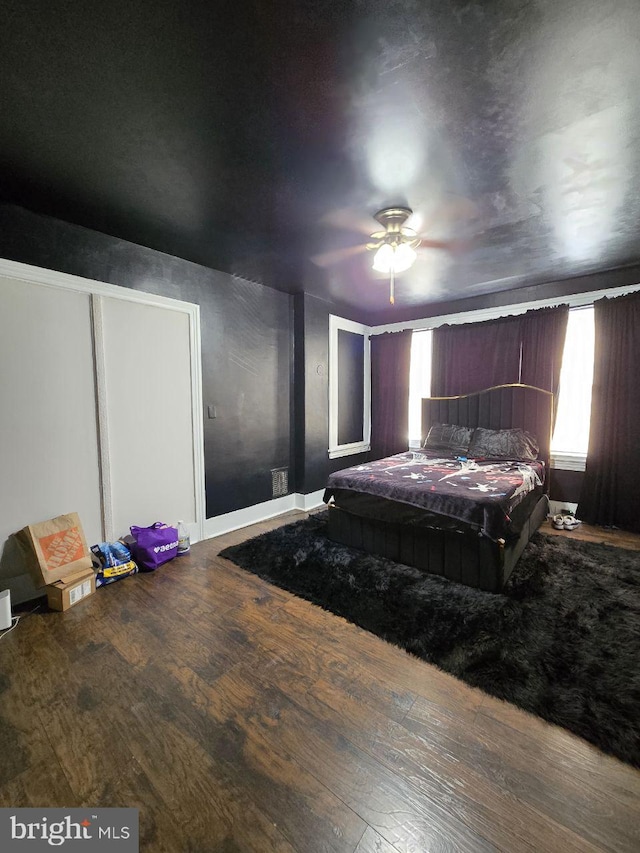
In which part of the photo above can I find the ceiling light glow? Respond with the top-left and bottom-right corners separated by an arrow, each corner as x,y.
372,242 -> 417,274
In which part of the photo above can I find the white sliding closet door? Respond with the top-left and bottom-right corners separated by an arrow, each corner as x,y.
0,275 -> 103,547
95,296 -> 197,540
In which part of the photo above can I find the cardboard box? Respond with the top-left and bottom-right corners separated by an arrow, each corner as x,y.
46,568 -> 96,612
18,512 -> 93,587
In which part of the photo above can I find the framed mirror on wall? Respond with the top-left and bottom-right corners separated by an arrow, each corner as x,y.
328,314 -> 371,459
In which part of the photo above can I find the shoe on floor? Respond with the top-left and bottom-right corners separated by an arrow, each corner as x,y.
552,514 -> 566,530
564,516 -> 582,530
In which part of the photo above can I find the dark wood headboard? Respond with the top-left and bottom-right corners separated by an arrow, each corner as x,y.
421,383 -> 554,484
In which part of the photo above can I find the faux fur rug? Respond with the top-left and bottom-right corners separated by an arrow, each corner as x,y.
220,513 -> 640,767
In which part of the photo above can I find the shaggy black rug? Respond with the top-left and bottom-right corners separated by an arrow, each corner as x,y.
220,513 -> 640,767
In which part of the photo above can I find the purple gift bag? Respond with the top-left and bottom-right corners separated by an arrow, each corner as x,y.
129,522 -> 179,571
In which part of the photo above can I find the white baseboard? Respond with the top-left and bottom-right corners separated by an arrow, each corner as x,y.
292,489 -> 325,512
202,490 -> 326,540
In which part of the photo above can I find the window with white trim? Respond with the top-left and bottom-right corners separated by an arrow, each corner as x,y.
408,329 -> 433,447
550,306 -> 595,469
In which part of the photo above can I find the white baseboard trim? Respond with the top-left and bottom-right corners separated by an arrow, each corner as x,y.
202,490 -> 326,540
292,489 -> 325,512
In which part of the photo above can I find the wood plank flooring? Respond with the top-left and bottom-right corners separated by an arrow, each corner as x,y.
542,517 -> 640,550
1,511 -> 639,852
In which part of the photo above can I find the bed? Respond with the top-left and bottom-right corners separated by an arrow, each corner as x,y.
324,383 -> 553,592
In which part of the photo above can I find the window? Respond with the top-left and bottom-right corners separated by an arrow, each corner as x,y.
551,306 -> 595,469
407,311 -> 595,469
408,330 -> 433,447
328,315 -> 371,458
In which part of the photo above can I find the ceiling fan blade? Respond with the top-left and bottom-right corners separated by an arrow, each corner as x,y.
320,207 -> 377,236
418,237 -> 474,253
418,238 -> 452,250
403,209 -> 425,233
310,243 -> 368,267
414,196 -> 481,238
446,195 -> 481,221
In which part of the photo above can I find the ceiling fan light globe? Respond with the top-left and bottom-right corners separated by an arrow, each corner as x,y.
393,243 -> 417,273
372,243 -> 395,272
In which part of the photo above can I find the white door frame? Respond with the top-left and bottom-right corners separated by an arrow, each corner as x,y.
0,258 -> 206,543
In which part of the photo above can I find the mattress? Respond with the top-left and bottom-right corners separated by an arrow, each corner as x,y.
324,450 -> 546,542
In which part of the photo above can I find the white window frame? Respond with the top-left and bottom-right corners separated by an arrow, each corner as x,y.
328,314 -> 371,459
550,452 -> 587,471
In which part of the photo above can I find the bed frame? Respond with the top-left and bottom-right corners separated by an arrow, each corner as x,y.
327,384 -> 553,592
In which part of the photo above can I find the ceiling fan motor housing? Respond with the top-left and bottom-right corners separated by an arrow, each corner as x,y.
373,207 -> 412,231
368,207 -> 420,250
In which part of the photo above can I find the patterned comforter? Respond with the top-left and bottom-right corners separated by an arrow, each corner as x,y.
324,450 -> 545,541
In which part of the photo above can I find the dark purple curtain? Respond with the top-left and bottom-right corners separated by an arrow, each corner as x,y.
578,292 -> 640,532
519,305 -> 569,425
370,330 -> 412,459
431,315 -> 522,397
431,306 -> 569,404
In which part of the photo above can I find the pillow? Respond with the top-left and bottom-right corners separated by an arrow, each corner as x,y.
423,423 -> 474,456
468,427 -> 539,461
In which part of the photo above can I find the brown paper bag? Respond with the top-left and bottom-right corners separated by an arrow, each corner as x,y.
19,512 -> 92,587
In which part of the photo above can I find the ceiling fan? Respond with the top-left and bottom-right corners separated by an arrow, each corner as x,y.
311,204 -> 474,304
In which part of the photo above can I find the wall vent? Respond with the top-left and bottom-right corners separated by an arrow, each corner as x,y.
271,467 -> 289,498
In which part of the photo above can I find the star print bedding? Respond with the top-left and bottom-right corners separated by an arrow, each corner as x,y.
323,450 -> 545,542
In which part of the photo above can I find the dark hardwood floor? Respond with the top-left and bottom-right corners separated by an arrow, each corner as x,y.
542,517 -> 640,550
1,511 -> 639,852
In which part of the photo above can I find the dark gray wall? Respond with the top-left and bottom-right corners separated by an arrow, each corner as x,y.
0,204 -> 292,518
549,469 -> 584,506
0,203 -> 598,512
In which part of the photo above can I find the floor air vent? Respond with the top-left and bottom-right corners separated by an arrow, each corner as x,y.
271,467 -> 289,498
